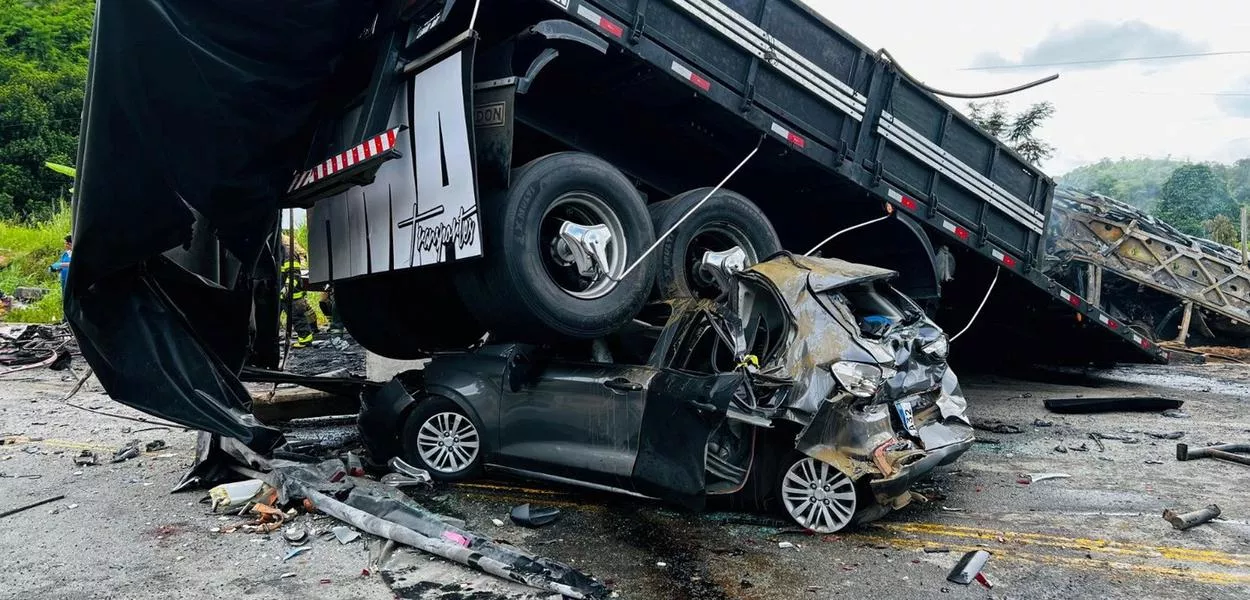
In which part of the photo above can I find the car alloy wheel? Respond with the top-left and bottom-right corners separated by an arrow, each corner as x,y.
780,456 -> 857,533
415,411 -> 480,474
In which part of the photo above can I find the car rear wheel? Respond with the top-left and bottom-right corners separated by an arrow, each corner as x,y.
778,454 -> 857,533
456,152 -> 656,341
400,396 -> 483,481
648,188 -> 781,299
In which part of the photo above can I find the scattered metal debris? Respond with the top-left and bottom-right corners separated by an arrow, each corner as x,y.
1146,431 -> 1185,440
1053,445 -> 1068,454
1176,442 -> 1250,466
1162,409 -> 1191,419
283,546 -> 311,561
510,503 -> 562,528
1162,504 -> 1221,530
0,495 -> 65,519
947,550 -> 991,585
971,419 -> 1023,434
1025,473 -> 1071,484
1044,397 -> 1183,414
111,441 -> 140,463
1088,433 -> 1106,452
283,526 -> 307,544
144,440 -> 166,452
73,450 -> 99,466
1032,419 -> 1054,428
332,526 -> 361,544
1144,460 -> 1165,465
208,479 -> 270,512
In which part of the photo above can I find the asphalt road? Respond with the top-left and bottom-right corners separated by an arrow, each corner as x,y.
2,359 -> 1248,599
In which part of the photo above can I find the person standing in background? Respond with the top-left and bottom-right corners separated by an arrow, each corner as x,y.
49,235 -> 72,294
279,233 -> 317,348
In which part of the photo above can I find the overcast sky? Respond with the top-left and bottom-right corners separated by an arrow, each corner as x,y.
803,0 -> 1250,175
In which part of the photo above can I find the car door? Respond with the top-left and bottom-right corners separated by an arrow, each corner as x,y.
495,350 -> 657,489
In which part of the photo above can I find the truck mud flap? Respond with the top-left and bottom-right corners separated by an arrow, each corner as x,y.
630,370 -> 741,510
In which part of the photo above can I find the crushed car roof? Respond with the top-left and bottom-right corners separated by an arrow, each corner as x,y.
745,252 -> 897,296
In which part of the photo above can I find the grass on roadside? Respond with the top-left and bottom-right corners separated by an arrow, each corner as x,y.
0,209 -> 72,323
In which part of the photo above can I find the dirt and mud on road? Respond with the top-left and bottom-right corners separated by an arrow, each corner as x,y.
2,356 -> 1249,600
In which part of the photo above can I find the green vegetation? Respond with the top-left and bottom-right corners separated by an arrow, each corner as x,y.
0,207 -> 71,322
0,0 -> 94,221
966,100 -> 1056,166
1058,158 -> 1189,212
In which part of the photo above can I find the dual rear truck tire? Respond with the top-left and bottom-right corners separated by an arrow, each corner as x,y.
337,151 -> 781,359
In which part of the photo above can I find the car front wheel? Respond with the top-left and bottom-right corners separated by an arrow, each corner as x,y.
401,397 -> 483,481
778,454 -> 858,533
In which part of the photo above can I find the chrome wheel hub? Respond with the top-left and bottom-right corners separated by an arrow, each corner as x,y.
781,457 -> 857,533
416,412 -> 480,473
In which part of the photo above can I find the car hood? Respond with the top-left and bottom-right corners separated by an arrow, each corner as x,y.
731,253 -> 967,423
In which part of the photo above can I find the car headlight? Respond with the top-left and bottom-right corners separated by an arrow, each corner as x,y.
922,336 -> 949,360
830,361 -> 886,398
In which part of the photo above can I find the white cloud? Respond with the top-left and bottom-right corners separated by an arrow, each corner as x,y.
800,0 -> 1250,174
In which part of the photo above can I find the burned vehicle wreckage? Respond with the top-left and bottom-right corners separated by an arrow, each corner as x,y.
361,252 -> 973,532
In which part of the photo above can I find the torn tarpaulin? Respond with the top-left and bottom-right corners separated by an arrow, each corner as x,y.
68,0 -> 375,450
268,460 -> 607,599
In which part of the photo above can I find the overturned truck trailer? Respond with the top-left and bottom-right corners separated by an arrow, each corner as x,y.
69,0 -> 1167,449
1047,189 -> 1250,348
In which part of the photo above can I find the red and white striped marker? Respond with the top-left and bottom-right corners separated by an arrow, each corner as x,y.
990,248 -> 1017,268
670,61 -> 711,92
886,188 -> 918,211
770,122 -> 805,148
1058,289 -> 1081,307
288,127 -> 399,194
942,220 -> 970,241
1132,333 -> 1151,348
1097,313 -> 1119,330
576,4 -> 623,38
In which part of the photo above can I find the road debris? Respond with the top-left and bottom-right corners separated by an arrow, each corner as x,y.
1053,445 -> 1068,453
947,550 -> 991,585
283,526 -> 307,544
1162,409 -> 1191,419
510,503 -> 561,528
1088,433 -> 1106,452
1163,504 -> 1221,530
1044,397 -> 1183,414
283,546 -> 311,561
1146,431 -> 1185,440
73,450 -> 99,466
971,419 -> 1022,434
1024,473 -> 1071,484
1144,460 -> 1165,465
1176,442 -> 1250,466
778,541 -> 798,550
332,526 -> 361,544
492,518 -> 505,527
1032,419 -> 1054,427
1,494 -> 66,519
208,479 -> 271,512
144,439 -> 166,452
111,441 -> 140,463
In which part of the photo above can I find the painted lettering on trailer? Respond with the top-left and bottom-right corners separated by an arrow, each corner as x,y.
474,102 -> 506,128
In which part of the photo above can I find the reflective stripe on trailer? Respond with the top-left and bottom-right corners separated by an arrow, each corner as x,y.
1058,289 -> 1081,307
576,4 -> 623,38
1132,333 -> 1151,349
941,219 -> 970,241
670,61 -> 712,91
1097,313 -> 1119,330
886,188 -> 918,211
289,127 -> 399,194
990,248 -> 1017,268
769,122 -> 806,148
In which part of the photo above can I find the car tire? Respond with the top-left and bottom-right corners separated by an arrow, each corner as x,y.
455,152 -> 657,341
775,452 -> 858,533
335,267 -> 486,360
648,188 -> 781,299
400,396 -> 483,482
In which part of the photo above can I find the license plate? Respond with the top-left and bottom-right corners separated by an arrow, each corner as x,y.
895,401 -> 919,437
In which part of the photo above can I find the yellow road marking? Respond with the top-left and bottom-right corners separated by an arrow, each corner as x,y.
881,522 -> 1250,568
453,481 -> 572,497
848,534 -> 1250,586
2,437 -> 114,453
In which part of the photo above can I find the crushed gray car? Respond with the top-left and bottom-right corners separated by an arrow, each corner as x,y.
361,252 -> 974,532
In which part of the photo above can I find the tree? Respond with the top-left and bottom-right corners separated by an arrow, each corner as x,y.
0,0 -> 94,221
1203,214 -> 1239,246
966,100 -> 1056,165
1154,164 -> 1234,237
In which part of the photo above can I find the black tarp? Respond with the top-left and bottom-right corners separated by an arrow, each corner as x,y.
69,0 -> 377,449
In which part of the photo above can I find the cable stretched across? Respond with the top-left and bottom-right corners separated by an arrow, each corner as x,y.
950,266 -> 1000,343
877,48 -> 1058,99
611,136 -> 763,282
804,214 -> 892,257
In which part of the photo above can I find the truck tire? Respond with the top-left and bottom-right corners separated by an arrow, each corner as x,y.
334,267 -> 485,360
456,152 -> 656,341
648,188 -> 781,299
